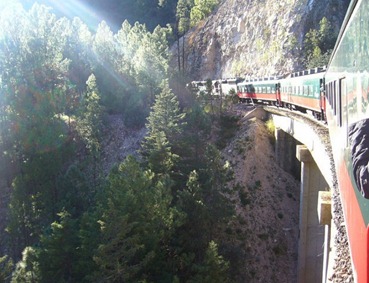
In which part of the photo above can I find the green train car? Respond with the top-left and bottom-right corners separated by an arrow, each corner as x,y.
325,0 -> 369,281
279,68 -> 325,120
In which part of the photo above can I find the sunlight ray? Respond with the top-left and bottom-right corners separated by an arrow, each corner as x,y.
46,0 -> 104,32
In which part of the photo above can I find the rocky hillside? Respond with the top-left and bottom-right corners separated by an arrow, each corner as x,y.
175,0 -> 350,79
222,106 -> 300,282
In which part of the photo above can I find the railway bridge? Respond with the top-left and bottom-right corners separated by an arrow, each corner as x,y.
246,106 -> 342,283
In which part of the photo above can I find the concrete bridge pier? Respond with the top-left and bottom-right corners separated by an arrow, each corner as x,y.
275,128 -> 300,178
296,145 -> 329,283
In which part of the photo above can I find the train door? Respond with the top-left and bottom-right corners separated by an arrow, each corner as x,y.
320,78 -> 326,120
275,83 -> 281,106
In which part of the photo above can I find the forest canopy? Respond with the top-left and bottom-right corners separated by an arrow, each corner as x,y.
0,2 -> 237,282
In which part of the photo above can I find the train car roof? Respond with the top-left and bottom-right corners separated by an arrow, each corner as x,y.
280,67 -> 325,79
221,78 -> 244,83
237,76 -> 281,85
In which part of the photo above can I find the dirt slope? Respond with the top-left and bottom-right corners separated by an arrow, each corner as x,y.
223,105 -> 300,282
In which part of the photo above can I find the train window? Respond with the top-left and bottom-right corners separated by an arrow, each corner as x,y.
309,86 -> 313,96
328,83 -> 332,106
267,87 -> 271,93
337,78 -> 344,127
332,81 -> 337,116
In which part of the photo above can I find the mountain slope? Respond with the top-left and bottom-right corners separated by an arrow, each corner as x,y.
176,0 -> 350,79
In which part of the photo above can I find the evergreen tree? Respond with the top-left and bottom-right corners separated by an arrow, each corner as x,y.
190,241 -> 230,283
181,102 -> 211,167
142,81 -> 186,174
133,25 -> 171,104
76,73 -> 103,184
145,81 -> 186,142
92,21 -> 123,112
177,170 -> 210,255
95,156 -> 183,282
205,79 -> 215,115
37,211 -> 80,282
190,0 -> 219,27
304,17 -> 336,68
177,145 -> 233,253
176,0 -> 193,72
147,130 -> 180,174
11,247 -> 40,283
0,255 -> 13,282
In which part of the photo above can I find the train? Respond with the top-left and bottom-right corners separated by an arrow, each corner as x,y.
191,0 -> 369,281
191,68 -> 327,121
325,0 -> 369,282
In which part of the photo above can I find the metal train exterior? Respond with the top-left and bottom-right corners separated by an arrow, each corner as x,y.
234,0 -> 369,279
237,77 -> 280,104
190,78 -> 241,97
325,0 -> 369,281
236,68 -> 326,120
191,1 -> 369,280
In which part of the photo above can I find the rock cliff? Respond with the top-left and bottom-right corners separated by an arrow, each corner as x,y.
174,0 -> 350,80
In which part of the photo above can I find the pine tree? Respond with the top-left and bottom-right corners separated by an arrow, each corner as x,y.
11,247 -> 40,283
176,0 -> 192,72
147,82 -> 185,138
0,255 -> 13,282
37,211 -> 80,282
190,241 -> 230,283
304,17 -> 336,68
78,74 -> 103,155
95,156 -> 183,282
142,81 -> 186,174
190,0 -> 219,27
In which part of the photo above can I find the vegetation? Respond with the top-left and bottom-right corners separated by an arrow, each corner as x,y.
303,17 -> 336,68
0,2 -> 237,282
190,0 -> 220,27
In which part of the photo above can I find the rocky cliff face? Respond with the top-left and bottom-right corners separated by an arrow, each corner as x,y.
174,0 -> 350,80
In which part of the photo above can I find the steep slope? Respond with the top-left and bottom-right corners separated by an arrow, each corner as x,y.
176,0 -> 350,79
222,105 -> 300,282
